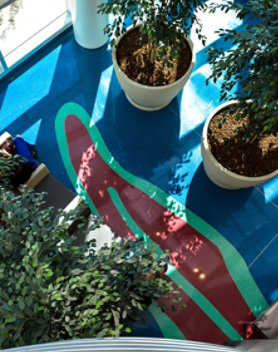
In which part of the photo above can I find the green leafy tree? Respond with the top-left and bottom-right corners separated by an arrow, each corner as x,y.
206,0 -> 278,139
98,0 -> 207,63
0,153 -> 23,189
0,167 -> 180,348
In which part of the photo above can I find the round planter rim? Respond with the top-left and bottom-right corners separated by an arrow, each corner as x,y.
112,25 -> 195,91
202,100 -> 278,182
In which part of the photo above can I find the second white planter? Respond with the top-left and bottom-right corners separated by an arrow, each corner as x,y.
112,26 -> 195,111
71,0 -> 108,49
201,101 -> 278,189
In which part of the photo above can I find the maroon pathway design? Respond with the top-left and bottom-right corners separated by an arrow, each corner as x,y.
65,114 -> 255,342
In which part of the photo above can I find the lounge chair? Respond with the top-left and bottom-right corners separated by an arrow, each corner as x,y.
0,131 -> 90,229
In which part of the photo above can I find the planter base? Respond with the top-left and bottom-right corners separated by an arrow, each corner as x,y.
74,39 -> 108,51
125,94 -> 169,111
203,163 -> 238,190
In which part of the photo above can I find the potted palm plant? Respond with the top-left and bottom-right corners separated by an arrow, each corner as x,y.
202,0 -> 278,189
98,0 -> 207,110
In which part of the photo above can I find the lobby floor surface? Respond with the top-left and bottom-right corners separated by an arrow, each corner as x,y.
1,3 -> 277,344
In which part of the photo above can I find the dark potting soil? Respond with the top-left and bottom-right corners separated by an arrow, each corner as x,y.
116,27 -> 192,87
208,108 -> 278,177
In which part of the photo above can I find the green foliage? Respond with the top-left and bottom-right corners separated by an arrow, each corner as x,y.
206,0 -> 278,138
0,154 -> 23,189
0,187 -> 179,348
98,0 -> 207,61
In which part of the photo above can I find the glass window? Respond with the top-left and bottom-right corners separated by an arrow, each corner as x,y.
0,0 -> 70,75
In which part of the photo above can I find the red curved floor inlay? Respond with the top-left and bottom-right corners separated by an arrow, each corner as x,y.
158,281 -> 229,343
65,114 -> 255,341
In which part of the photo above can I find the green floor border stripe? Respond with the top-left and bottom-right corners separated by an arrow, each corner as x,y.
77,180 -> 100,218
167,265 -> 242,340
107,187 -> 163,255
185,210 -> 268,315
55,102 -> 268,317
108,187 -> 182,339
54,107 -> 100,218
107,187 -> 242,341
148,303 -> 186,340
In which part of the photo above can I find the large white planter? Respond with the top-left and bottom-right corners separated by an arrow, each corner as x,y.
112,26 -> 195,111
71,0 -> 108,49
201,101 -> 278,189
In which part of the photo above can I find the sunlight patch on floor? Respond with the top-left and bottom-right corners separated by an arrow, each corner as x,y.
0,46 -> 60,128
90,65 -> 113,124
22,118 -> 42,144
179,80 -> 214,138
191,0 -> 243,52
262,176 -> 278,204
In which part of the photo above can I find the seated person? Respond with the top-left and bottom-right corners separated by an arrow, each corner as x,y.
0,135 -> 38,187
